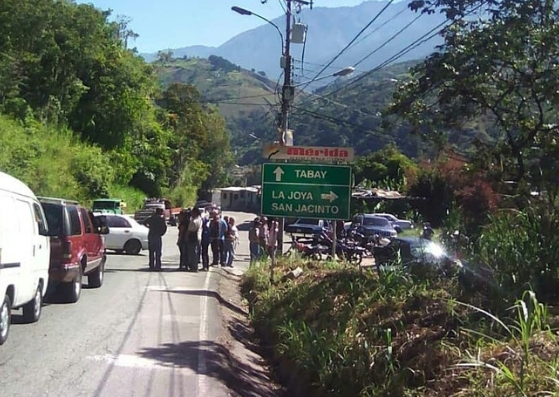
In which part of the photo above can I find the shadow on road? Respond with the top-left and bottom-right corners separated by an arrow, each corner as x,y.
138,340 -> 281,397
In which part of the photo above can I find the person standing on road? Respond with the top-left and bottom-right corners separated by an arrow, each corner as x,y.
259,216 -> 269,259
223,217 -> 239,267
248,217 -> 262,265
144,207 -> 167,271
185,208 -> 202,272
267,218 -> 279,263
209,212 -> 228,266
200,215 -> 211,271
177,209 -> 190,270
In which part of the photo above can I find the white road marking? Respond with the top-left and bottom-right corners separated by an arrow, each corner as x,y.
197,269 -> 211,396
88,354 -> 196,375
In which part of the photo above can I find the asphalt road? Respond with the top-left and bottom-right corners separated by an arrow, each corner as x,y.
0,211 -> 257,397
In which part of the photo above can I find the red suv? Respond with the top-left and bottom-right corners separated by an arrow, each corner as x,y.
39,197 -> 108,303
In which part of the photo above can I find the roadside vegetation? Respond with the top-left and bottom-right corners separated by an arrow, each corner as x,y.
242,0 -> 559,395
0,0 -> 233,208
243,258 -> 559,396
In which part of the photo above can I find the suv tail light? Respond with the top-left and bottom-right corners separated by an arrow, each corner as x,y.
62,241 -> 72,261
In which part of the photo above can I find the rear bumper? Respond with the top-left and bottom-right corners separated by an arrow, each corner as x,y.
49,263 -> 79,283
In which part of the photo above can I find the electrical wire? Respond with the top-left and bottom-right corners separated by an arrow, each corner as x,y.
348,3 -> 409,51
310,1 -> 489,103
353,13 -> 424,68
296,0 -> 396,93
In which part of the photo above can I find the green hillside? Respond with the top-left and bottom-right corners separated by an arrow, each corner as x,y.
154,56 -> 492,166
154,55 -> 278,118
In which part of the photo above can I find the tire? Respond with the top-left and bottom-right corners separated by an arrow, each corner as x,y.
22,283 -> 43,323
348,252 -> 363,265
62,264 -> 82,303
124,239 -> 142,255
0,294 -> 12,345
88,259 -> 105,288
310,252 -> 322,261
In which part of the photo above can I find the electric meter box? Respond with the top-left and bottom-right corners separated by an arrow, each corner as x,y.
291,23 -> 307,44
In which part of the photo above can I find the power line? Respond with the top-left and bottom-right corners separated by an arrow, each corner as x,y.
353,13 -> 424,68
348,3 -> 409,51
297,0 -> 396,93
305,1 -> 489,104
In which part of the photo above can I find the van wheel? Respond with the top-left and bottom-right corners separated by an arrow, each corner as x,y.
0,294 -> 11,345
22,283 -> 43,323
62,265 -> 82,303
124,239 -> 142,255
88,260 -> 104,288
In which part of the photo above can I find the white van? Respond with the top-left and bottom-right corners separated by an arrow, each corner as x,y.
0,172 -> 50,345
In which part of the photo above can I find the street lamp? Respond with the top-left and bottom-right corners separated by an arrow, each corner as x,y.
292,66 -> 355,87
231,6 -> 284,53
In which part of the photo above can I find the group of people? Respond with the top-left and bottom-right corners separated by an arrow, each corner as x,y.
248,216 -> 279,265
143,207 -> 239,272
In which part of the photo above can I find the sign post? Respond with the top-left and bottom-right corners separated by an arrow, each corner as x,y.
261,163 -> 352,220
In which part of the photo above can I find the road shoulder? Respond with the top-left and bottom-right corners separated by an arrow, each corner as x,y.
216,267 -> 286,397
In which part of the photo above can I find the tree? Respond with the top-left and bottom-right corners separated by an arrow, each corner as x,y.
389,0 -> 559,199
352,145 -> 418,190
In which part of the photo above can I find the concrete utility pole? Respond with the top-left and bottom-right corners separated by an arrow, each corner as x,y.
276,0 -> 312,255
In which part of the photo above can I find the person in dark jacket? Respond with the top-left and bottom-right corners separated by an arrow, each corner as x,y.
144,208 -> 167,271
177,209 -> 190,270
200,215 -> 211,271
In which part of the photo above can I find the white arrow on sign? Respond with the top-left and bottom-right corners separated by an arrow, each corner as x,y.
273,166 -> 285,182
320,191 -> 339,202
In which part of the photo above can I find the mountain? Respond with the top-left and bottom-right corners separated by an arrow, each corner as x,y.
142,1 -> 446,83
154,55 -> 278,118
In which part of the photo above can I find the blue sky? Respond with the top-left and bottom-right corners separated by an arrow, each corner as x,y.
78,0 -> 371,52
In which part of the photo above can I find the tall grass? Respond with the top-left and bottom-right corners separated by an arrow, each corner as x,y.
243,256 -> 559,396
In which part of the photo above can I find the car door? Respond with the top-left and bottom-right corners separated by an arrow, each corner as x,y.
105,216 -> 132,250
31,202 -> 50,282
13,198 -> 37,303
79,207 -> 102,272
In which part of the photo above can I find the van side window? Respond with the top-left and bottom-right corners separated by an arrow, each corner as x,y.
67,206 -> 82,236
15,199 -> 34,234
32,202 -> 49,236
79,208 -> 93,234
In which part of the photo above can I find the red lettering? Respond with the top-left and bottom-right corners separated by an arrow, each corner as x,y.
340,149 -> 348,158
286,147 -> 305,156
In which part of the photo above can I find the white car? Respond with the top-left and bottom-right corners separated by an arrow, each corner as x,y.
102,214 -> 149,255
374,213 -> 414,232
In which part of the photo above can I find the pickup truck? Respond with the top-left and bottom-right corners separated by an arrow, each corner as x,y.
134,198 -> 181,225
285,218 -> 332,237
92,198 -> 126,214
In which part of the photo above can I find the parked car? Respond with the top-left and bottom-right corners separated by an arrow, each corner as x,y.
374,213 -> 414,233
134,198 -> 181,225
92,198 -> 126,214
100,214 -> 149,255
350,214 -> 398,238
39,197 -> 108,303
373,236 -> 461,272
0,172 -> 51,345
285,218 -> 332,236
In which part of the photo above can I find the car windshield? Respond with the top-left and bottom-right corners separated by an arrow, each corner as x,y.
363,217 -> 389,227
93,200 -> 118,209
296,218 -> 320,225
410,241 -> 446,259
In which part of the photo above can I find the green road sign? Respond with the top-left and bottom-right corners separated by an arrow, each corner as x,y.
261,163 -> 352,220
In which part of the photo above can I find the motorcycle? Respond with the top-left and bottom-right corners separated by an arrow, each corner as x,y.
318,231 -> 366,265
283,238 -> 329,261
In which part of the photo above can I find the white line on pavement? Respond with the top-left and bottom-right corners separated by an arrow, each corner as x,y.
88,354 -> 197,375
196,269 -> 211,396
